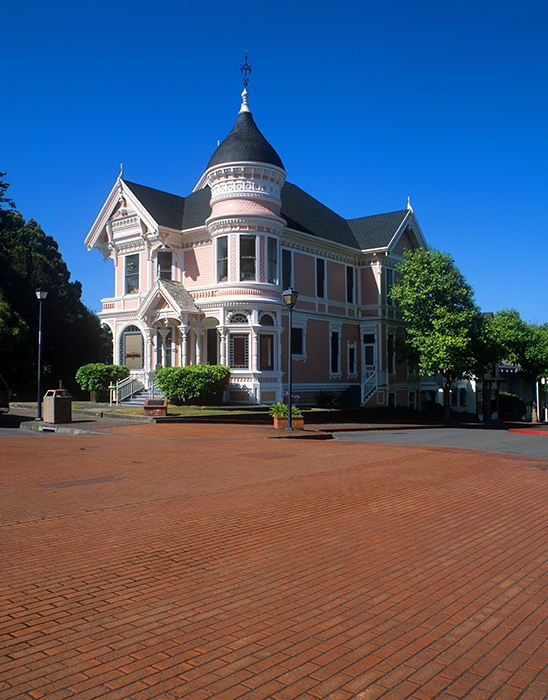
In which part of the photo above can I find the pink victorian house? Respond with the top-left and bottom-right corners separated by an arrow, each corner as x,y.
85,87 -> 429,408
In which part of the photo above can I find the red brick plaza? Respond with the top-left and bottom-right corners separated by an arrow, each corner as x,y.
2,423 -> 548,699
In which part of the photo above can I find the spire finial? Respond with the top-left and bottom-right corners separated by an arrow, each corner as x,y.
407,195 -> 413,212
119,163 -> 124,180
239,52 -> 252,113
240,51 -> 252,87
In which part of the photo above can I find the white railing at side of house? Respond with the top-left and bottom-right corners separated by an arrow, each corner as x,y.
361,372 -> 378,405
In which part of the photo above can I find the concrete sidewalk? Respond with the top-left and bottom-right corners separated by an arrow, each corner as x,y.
2,423 -> 548,699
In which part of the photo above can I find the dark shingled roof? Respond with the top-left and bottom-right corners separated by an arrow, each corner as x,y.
207,111 -> 284,170
124,181 -> 211,230
123,179 -> 409,252
348,210 -> 409,250
280,183 -> 358,249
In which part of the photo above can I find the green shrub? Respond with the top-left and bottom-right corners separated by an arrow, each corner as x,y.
154,365 -> 232,405
75,363 -> 130,397
314,389 -> 340,409
499,391 -> 526,420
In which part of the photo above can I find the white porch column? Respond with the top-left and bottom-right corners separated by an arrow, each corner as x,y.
178,325 -> 189,366
144,327 -> 153,372
158,328 -> 170,367
251,326 -> 259,371
196,330 -> 203,365
219,327 -> 227,366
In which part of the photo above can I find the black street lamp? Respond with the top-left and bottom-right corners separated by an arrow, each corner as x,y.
282,287 -> 299,431
35,286 -> 48,421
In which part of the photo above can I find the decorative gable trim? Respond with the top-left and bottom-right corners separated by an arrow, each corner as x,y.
137,279 -> 201,319
85,178 -> 160,253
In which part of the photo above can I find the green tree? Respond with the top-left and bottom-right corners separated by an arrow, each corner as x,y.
0,173 -> 112,396
0,288 -> 33,391
390,247 -> 486,424
490,309 -> 548,421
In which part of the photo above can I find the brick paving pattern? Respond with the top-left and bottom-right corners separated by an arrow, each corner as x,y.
2,424 -> 548,699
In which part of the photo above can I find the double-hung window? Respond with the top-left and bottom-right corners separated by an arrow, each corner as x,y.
363,334 -> 375,367
240,235 -> 256,281
348,343 -> 357,378
267,237 -> 278,284
217,236 -> 228,282
158,251 -> 172,280
125,254 -> 139,294
259,335 -> 275,371
331,331 -> 340,374
282,249 -> 292,290
317,258 -> 325,298
346,266 -> 354,303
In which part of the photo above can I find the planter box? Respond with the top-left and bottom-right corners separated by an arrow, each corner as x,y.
144,398 -> 168,417
273,416 -> 304,430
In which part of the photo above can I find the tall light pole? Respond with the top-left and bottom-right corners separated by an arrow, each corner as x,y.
35,286 -> 48,421
282,287 -> 299,431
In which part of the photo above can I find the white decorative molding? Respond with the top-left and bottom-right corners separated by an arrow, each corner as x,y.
111,215 -> 140,231
207,216 -> 284,236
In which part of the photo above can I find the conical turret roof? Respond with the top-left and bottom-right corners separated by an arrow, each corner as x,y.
207,92 -> 284,170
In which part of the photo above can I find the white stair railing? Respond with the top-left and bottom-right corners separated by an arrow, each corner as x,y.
361,372 -> 378,405
110,375 -> 145,406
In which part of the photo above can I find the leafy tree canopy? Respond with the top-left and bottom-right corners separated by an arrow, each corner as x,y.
490,309 -> 548,383
391,247 -> 485,378
390,247 -> 488,423
0,173 -> 112,396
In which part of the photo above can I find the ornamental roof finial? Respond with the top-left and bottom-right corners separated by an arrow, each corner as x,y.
240,51 -> 252,88
239,52 -> 252,114
407,195 -> 413,212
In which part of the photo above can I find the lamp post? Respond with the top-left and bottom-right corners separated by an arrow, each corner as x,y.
282,287 -> 299,431
35,286 -> 48,421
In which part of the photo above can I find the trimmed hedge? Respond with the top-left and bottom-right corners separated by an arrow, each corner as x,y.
75,363 -> 130,397
155,365 -> 232,405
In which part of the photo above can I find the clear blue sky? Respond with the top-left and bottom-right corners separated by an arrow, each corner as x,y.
3,0 -> 547,323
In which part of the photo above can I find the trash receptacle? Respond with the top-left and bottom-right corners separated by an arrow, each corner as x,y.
43,389 -> 72,424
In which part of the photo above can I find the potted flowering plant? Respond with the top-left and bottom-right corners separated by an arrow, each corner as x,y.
269,394 -> 304,429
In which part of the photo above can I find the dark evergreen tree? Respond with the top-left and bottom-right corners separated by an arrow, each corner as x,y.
0,173 -> 111,397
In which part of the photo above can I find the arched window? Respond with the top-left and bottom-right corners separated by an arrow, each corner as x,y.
260,314 -> 275,326
120,326 -> 143,369
228,313 -> 248,324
